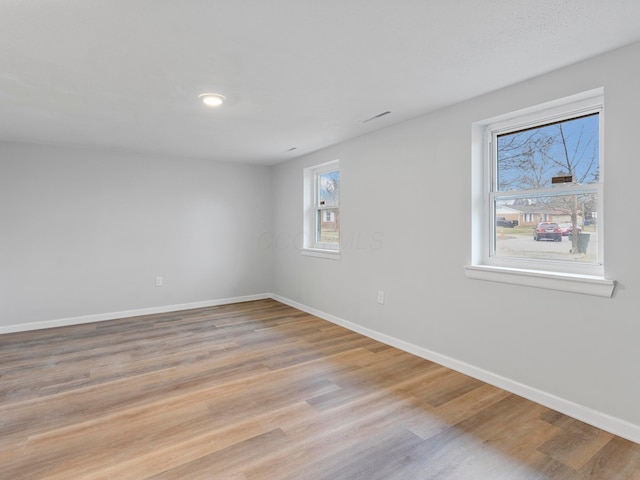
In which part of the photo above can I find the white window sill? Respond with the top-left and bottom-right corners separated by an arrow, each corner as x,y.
464,265 -> 615,298
300,248 -> 341,260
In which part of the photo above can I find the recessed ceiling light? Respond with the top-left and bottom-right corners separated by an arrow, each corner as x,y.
199,93 -> 226,107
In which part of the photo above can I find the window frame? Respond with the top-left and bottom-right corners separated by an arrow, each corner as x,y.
466,89 -> 615,297
302,160 -> 341,259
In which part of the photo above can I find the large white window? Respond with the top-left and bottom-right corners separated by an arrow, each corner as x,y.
302,160 -> 340,257
466,89 -> 615,297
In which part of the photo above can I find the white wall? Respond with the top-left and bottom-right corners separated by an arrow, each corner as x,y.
0,143 -> 272,327
271,41 -> 640,431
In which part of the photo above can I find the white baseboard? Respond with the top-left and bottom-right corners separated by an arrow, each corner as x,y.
271,294 -> 640,446
0,293 -> 271,335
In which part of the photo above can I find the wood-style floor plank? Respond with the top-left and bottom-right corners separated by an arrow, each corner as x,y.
1,299 -> 639,479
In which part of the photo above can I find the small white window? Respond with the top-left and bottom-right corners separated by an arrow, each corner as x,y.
303,160 -> 340,256
467,89 -> 615,297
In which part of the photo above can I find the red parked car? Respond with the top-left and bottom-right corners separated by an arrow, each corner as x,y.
557,223 -> 583,236
533,222 -> 562,241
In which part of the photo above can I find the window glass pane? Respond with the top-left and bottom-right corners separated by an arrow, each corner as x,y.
317,208 -> 339,244
496,113 -> 599,192
318,170 -> 340,207
494,193 -> 598,263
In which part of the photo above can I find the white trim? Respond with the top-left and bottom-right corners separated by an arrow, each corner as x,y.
464,265 -> 615,297
300,248 -> 341,260
483,88 -> 604,131
0,293 -> 270,335
271,294 -> 640,445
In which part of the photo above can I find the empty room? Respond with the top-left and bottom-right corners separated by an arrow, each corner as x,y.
2,1 -> 640,479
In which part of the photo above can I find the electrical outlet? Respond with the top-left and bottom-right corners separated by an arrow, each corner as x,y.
155,276 -> 163,287
377,290 -> 384,304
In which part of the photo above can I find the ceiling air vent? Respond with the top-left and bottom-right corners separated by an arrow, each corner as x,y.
359,111 -> 391,124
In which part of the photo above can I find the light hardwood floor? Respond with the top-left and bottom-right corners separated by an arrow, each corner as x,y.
1,299 -> 639,479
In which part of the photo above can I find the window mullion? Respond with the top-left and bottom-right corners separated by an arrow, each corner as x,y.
492,184 -> 599,199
